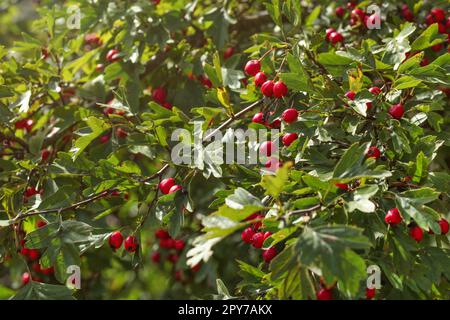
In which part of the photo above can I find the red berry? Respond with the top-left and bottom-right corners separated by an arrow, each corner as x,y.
335,6 -> 345,18
174,239 -> 185,251
22,272 -> 31,285
401,5 -> 414,22
252,112 -> 265,125
96,64 -> 104,72
262,246 -> 277,263
32,263 -> 43,273
366,288 -> 376,300
431,44 -> 444,52
259,141 -> 274,157
159,178 -> 175,194
24,187 -> 39,198
28,249 -> 40,261
437,23 -> 446,34
191,264 -> 201,273
251,232 -> 265,248
199,75 -> 213,88
41,149 -> 51,162
438,219 -> 449,235
124,236 -> 138,253
282,133 -> 298,147
41,48 -> 49,59
174,270 -> 182,281
168,184 -> 182,194
244,60 -> 261,76
155,229 -> 170,239
163,102 -> 173,110
431,8 -> 446,22
369,86 -> 382,95
317,288 -> 333,300
159,238 -> 175,249
36,220 -> 47,228
224,47 -> 234,60
269,119 -> 281,129
425,14 -> 435,26
261,80 -> 274,97
329,32 -> 344,45
273,81 -> 288,98
151,251 -> 161,263
168,254 -> 179,263
366,146 -> 381,160
152,87 -> 167,104
241,227 -> 255,244
19,247 -> 29,256
84,33 -> 101,46
389,104 -> 404,120
326,28 -> 336,41
254,72 -> 267,87
99,135 -> 110,144
109,231 -> 124,249
116,128 -> 128,138
106,49 -> 120,62
15,119 -> 34,132
345,91 -> 356,100
42,266 -> 54,275
351,8 -> 366,21
410,226 -> 423,242
335,183 -> 349,191
385,208 -> 402,225
245,213 -> 264,231
282,108 -> 298,123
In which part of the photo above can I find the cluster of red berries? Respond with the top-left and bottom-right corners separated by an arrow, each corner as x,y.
345,85 -> 406,120
425,8 -> 450,52
14,119 -> 34,133
152,87 -> 173,110
240,213 -> 277,263
108,231 -> 138,253
244,59 -> 288,98
158,178 -> 182,195
152,229 -> 201,283
18,221 -> 55,285
151,229 -> 184,264
325,28 -> 344,45
316,278 -> 376,300
385,208 -> 449,242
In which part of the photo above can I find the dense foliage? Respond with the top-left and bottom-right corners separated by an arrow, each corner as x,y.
0,0 -> 449,300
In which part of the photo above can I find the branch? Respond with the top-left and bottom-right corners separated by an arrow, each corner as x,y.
204,99 -> 264,141
288,204 -> 321,216
12,190 -> 111,222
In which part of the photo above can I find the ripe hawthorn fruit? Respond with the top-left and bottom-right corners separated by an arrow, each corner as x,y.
244,60 -> 261,76
282,108 -> 298,124
109,231 -> 124,249
124,236 -> 138,253
385,208 -> 402,225
159,178 -> 175,194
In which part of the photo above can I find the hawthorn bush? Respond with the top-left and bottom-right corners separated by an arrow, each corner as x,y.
0,0 -> 449,300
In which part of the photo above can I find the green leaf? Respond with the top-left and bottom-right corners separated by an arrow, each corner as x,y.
260,163 -> 290,199
411,23 -> 446,51
70,117 -> 111,160
11,282 -> 74,300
